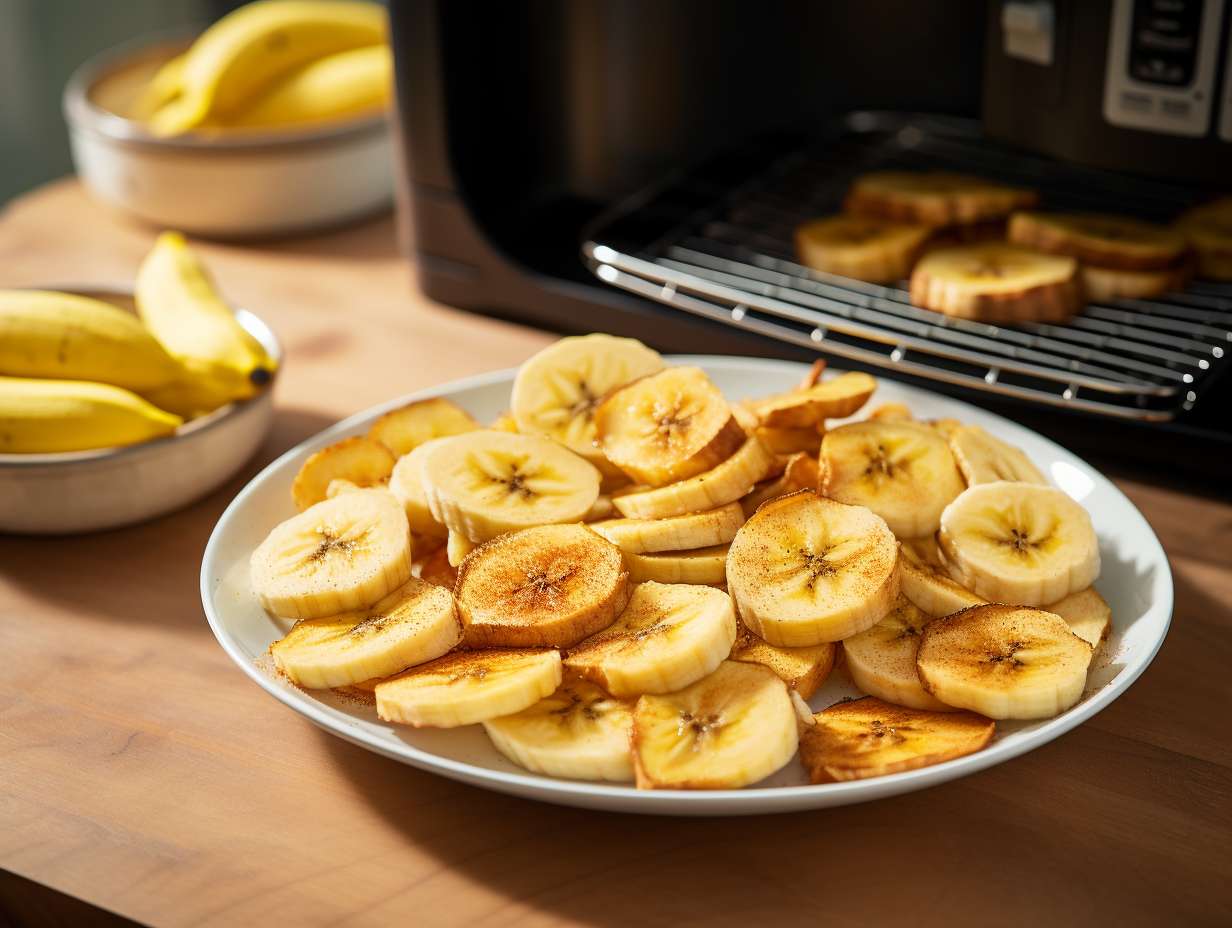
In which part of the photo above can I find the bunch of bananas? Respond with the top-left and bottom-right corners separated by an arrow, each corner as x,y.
248,333 -> 1114,789
0,232 -> 276,454
134,0 -> 390,135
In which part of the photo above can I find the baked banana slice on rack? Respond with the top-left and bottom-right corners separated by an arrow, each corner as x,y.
794,215 -> 931,283
1175,197 -> 1232,280
844,171 -> 1037,227
1008,211 -> 1189,270
1081,262 -> 1192,302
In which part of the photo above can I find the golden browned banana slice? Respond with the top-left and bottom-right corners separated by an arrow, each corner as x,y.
291,436 -> 396,510
1008,211 -> 1189,270
453,523 -> 629,648
730,620 -> 836,700
754,425 -> 823,456
1045,587 -> 1112,651
367,397 -> 479,456
916,604 -> 1092,719
1081,262 -> 1191,302
595,366 -> 745,486
844,171 -> 1037,227
741,451 -> 821,517
800,696 -> 994,782
612,437 -> 776,520
623,544 -> 730,584
821,420 -> 965,539
795,215 -> 931,283
726,491 -> 899,646
909,243 -> 1083,323
897,537 -> 985,617
1175,197 -> 1232,280
631,660 -> 798,789
746,371 -> 876,429
375,648 -> 562,728
948,424 -> 1047,486
590,501 -> 745,554
867,402 -> 914,422
842,595 -> 951,712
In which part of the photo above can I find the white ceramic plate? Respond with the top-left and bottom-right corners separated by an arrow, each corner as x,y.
201,357 -> 1172,815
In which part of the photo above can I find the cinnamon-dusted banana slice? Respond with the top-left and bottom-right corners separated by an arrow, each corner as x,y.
948,424 -> 1047,486
291,436 -> 396,510
909,243 -> 1082,323
730,619 -> 836,700
1081,262 -> 1191,302
1045,587 -> 1112,651
821,420 -> 965,539
844,171 -> 1037,227
454,523 -> 629,648
595,366 -> 745,486
590,501 -> 745,554
842,595 -> 951,712
746,371 -> 876,429
1008,211 -> 1189,270
1175,197 -> 1232,280
623,544 -> 730,585
367,397 -> 479,456
612,437 -> 776,520
800,696 -> 994,783
389,437 -> 450,537
897,537 -> 985,618
916,604 -> 1092,719
795,215 -> 931,283
727,491 -> 899,646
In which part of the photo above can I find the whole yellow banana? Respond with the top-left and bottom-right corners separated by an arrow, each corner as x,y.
0,376 -> 182,453
0,290 -> 184,391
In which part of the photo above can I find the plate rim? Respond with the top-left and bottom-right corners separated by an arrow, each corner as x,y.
201,356 -> 1173,813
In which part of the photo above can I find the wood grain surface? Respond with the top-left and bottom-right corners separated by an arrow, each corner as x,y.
2,181 -> 1230,928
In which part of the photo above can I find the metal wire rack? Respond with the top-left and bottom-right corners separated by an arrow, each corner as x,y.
583,113 -> 1231,421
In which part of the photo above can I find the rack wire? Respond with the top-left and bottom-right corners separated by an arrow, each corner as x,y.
583,113 -> 1231,421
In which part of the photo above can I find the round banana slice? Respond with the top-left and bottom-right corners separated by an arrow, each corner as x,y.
270,577 -> 461,689
418,430 -> 600,542
746,371 -> 876,429
631,660 -> 798,789
623,545 -> 730,584
251,489 -> 413,620
590,501 -> 745,554
595,366 -> 746,487
897,537 -> 985,618
375,648 -> 562,728
565,581 -> 737,697
916,604 -> 1092,720
483,679 -> 634,782
844,171 -> 1037,227
730,620 -> 836,700
1081,262 -> 1191,303
612,437 -> 776,520
388,438 -> 450,537
842,595 -> 952,712
795,215 -> 931,283
800,696 -> 994,783
1044,587 -> 1112,651
510,334 -> 664,463
908,243 -> 1082,323
367,397 -> 479,456
1008,211 -> 1189,270
867,402 -> 914,423
947,424 -> 1047,486
1175,197 -> 1232,280
939,481 -> 1100,606
820,420 -> 965,539
726,491 -> 899,646
291,436 -> 396,510
454,523 -> 629,648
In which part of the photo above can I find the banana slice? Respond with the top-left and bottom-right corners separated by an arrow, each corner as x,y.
800,696 -> 994,783
446,529 -> 477,568
867,402 -> 914,423
730,620 -> 836,700
612,437 -> 775,520
1045,587 -> 1112,651
291,436 -> 396,510
844,171 -> 1037,227
583,494 -> 615,522
948,424 -> 1047,486
326,478 -> 362,498
1175,198 -> 1232,280
795,215 -> 931,283
565,581 -> 736,697
1008,211 -> 1189,270
483,679 -> 634,781
367,397 -> 479,456
595,366 -> 745,486
270,577 -> 460,689
251,489 -> 412,620
939,481 -> 1100,606
388,438 -> 450,537
590,501 -> 745,554
746,371 -> 876,429
375,648 -> 562,728
842,596 -> 952,712
413,542 -> 456,589
741,451 -> 820,518
454,523 -> 629,648
820,420 -> 965,539
726,491 -> 899,646
624,545 -> 729,584
753,425 -> 823,456
490,410 -> 520,433
897,537 -> 985,618
909,243 -> 1082,323
419,430 -> 600,542
1081,262 -> 1191,302
631,660 -> 798,789
916,604 -> 1092,719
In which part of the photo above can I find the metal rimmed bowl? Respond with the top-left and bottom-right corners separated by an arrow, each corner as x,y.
62,35 -> 394,238
0,289 -> 281,534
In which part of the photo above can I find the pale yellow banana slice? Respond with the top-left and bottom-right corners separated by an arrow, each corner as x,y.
376,649 -> 562,728
909,243 -> 1082,323
590,501 -> 745,554
612,437 -> 775,520
454,524 -> 629,648
820,420 -> 965,539
595,366 -> 745,486
800,696 -> 994,783
1008,211 -> 1188,270
916,604 -> 1092,719
270,577 -> 460,689
842,595 -> 952,712
726,491 -> 899,646
844,171 -> 1037,227
730,620 -> 836,700
367,397 -> 478,456
631,661 -> 798,789
939,481 -> 1100,606
291,436 -> 396,510
388,438 -> 450,537
948,424 -> 1047,486
1045,587 -> 1112,650
446,529 -> 477,568
746,371 -> 876,429
483,679 -> 634,782
490,410 -> 519,433
795,215 -> 931,283
624,545 -> 730,584
565,582 -> 736,697
419,430 -> 599,542
897,537 -> 985,617
250,489 -> 412,620
583,494 -> 615,522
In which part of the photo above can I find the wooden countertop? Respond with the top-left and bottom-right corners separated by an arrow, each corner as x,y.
2,180 -> 1230,928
